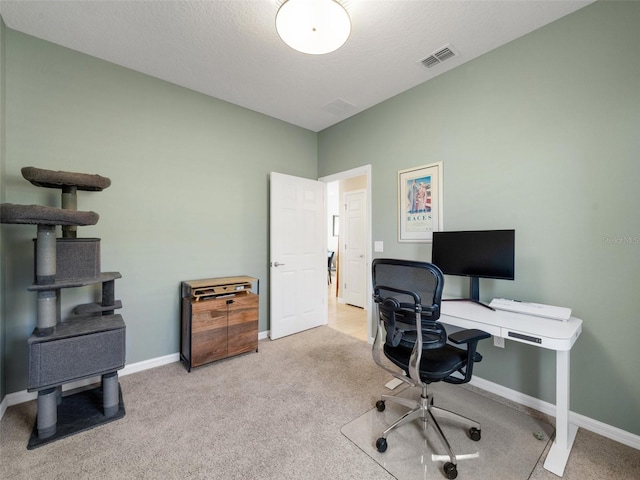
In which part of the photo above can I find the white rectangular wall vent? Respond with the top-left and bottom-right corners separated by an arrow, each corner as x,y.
322,98 -> 356,116
418,44 -> 458,69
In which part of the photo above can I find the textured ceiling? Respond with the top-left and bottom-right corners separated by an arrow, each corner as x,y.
0,1 -> 594,132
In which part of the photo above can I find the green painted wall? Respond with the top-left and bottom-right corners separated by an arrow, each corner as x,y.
2,1 -> 639,439
1,29 -> 317,394
318,1 -> 640,435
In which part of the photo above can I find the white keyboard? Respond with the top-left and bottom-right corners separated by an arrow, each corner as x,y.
489,298 -> 572,321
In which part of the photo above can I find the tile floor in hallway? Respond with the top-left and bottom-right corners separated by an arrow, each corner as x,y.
327,274 -> 368,342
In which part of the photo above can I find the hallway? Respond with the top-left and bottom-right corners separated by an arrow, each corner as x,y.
327,274 -> 368,342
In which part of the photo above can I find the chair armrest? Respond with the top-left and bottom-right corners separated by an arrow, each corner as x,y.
448,329 -> 491,345
443,328 -> 491,385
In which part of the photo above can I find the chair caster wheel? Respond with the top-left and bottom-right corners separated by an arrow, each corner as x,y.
376,400 -> 386,411
443,462 -> 458,479
469,427 -> 481,441
375,437 -> 388,452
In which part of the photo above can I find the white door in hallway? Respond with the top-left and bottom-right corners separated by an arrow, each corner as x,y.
270,172 -> 327,339
342,190 -> 366,308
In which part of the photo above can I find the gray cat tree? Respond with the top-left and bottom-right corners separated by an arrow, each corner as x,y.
0,166 -> 126,449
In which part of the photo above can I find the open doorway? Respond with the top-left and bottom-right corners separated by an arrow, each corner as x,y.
320,166 -> 372,343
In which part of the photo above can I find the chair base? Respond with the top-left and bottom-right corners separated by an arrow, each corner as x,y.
375,384 -> 481,479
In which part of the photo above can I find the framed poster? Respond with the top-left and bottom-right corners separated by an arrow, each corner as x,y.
398,162 -> 443,242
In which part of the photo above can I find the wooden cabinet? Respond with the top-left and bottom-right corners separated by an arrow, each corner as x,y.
181,276 -> 258,371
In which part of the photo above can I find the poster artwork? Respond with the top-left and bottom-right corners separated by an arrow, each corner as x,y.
398,162 -> 442,242
405,175 -> 433,233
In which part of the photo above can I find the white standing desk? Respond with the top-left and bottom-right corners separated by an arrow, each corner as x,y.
440,301 -> 583,477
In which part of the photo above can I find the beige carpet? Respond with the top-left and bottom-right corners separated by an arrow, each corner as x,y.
2,325 -> 639,480
341,382 -> 554,479
1,327 -> 396,480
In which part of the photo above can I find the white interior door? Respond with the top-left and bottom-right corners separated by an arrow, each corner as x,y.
342,190 -> 366,308
270,172 -> 327,339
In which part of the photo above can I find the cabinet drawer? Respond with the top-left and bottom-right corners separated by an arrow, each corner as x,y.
228,320 -> 258,356
228,293 -> 258,356
192,328 -> 227,366
228,293 -> 259,326
191,299 -> 227,333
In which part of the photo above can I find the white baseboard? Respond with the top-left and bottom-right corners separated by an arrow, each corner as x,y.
470,376 -> 640,451
0,336 -> 274,413
2,351 -> 638,452
119,353 -> 180,377
1,353 -> 180,410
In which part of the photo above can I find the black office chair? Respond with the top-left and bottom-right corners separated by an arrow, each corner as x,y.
328,250 -> 335,284
371,258 -> 490,480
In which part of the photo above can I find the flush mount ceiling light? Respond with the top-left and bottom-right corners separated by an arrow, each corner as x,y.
276,0 -> 351,55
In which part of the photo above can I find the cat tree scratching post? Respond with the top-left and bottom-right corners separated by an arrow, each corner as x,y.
0,167 -> 126,448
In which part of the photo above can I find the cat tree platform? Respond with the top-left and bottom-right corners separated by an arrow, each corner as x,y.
0,203 -> 98,226
21,166 -> 111,191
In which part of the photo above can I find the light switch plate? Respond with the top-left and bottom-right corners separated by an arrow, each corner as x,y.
374,241 -> 384,252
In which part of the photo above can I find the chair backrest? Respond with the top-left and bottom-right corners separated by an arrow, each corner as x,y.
372,258 -> 445,350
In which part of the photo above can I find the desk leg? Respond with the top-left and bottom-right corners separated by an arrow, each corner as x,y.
543,349 -> 579,477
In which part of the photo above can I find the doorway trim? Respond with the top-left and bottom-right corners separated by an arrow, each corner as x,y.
319,165 -> 373,344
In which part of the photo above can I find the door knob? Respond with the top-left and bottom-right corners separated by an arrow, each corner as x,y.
274,261 -> 285,267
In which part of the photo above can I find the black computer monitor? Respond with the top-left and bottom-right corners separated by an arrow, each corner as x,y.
431,229 -> 515,309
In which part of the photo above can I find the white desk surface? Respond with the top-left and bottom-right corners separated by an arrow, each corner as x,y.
441,300 -> 582,351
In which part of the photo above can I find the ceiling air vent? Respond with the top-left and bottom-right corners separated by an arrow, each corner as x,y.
418,44 -> 458,69
322,98 -> 356,116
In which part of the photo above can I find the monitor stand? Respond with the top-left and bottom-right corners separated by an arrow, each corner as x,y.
442,277 -> 495,311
